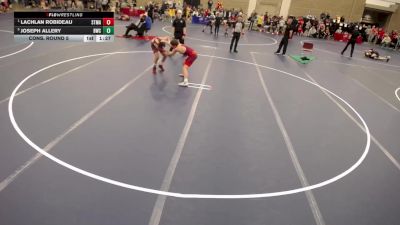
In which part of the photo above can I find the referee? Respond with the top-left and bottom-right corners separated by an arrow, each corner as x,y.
172,10 -> 186,44
229,16 -> 244,53
341,27 -> 360,58
274,17 -> 293,56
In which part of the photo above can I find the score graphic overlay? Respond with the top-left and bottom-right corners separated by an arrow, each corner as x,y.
14,12 -> 114,42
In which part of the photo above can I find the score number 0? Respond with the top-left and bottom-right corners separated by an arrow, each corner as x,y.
102,18 -> 114,35
103,18 -> 114,26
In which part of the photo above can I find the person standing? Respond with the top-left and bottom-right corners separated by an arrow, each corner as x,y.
274,17 -> 293,56
263,12 -> 268,26
207,0 -> 212,10
341,28 -> 360,57
147,2 -> 154,23
230,16 -> 244,53
368,25 -> 378,43
214,12 -> 223,36
216,0 -> 222,10
248,11 -> 257,31
376,28 -> 385,44
101,0 -> 108,11
172,10 -> 186,44
202,13 -> 215,34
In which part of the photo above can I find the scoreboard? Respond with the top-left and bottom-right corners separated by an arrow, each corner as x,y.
14,12 -> 114,42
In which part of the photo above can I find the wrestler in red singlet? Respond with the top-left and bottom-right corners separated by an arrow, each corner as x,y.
182,45 -> 198,67
150,36 -> 170,74
168,39 -> 198,87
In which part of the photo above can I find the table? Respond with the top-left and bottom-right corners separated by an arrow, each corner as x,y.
334,33 -> 363,44
120,8 -> 146,17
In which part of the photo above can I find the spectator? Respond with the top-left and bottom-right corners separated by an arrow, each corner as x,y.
202,12 -> 215,34
207,0 -> 212,10
95,0 -> 102,11
305,20 -> 311,31
159,2 -> 168,21
248,11 -> 257,31
256,15 -> 264,32
303,27 -> 309,36
369,25 -> 377,43
375,28 -> 385,44
323,27 -> 330,39
318,22 -> 325,38
390,30 -> 398,46
101,0 -> 108,11
392,33 -> 398,49
309,25 -> 317,37
1,0 -> 9,11
278,16 -> 285,34
147,1 -> 154,23
145,12 -> 152,32
71,0 -> 78,8
192,8 -> 199,17
124,15 -> 147,37
216,0 -> 222,11
365,25 -> 372,41
263,12 -> 268,25
214,12 -> 223,36
76,0 -> 84,10
381,34 -> 391,48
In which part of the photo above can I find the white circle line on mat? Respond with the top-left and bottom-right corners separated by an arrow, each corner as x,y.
395,87 -> 400,103
0,30 -> 34,59
8,51 -> 371,199
162,26 -> 278,46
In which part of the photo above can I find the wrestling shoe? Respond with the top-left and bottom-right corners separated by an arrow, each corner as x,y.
386,56 -> 391,62
178,81 -> 189,87
152,66 -> 157,74
158,65 -> 165,72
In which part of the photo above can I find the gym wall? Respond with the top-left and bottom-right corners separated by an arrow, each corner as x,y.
135,0 -> 250,13
199,0 -> 249,12
288,0 -> 366,22
254,0 -> 282,16
386,5 -> 400,31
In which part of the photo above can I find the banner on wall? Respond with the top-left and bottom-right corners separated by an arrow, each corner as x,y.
185,0 -> 200,7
